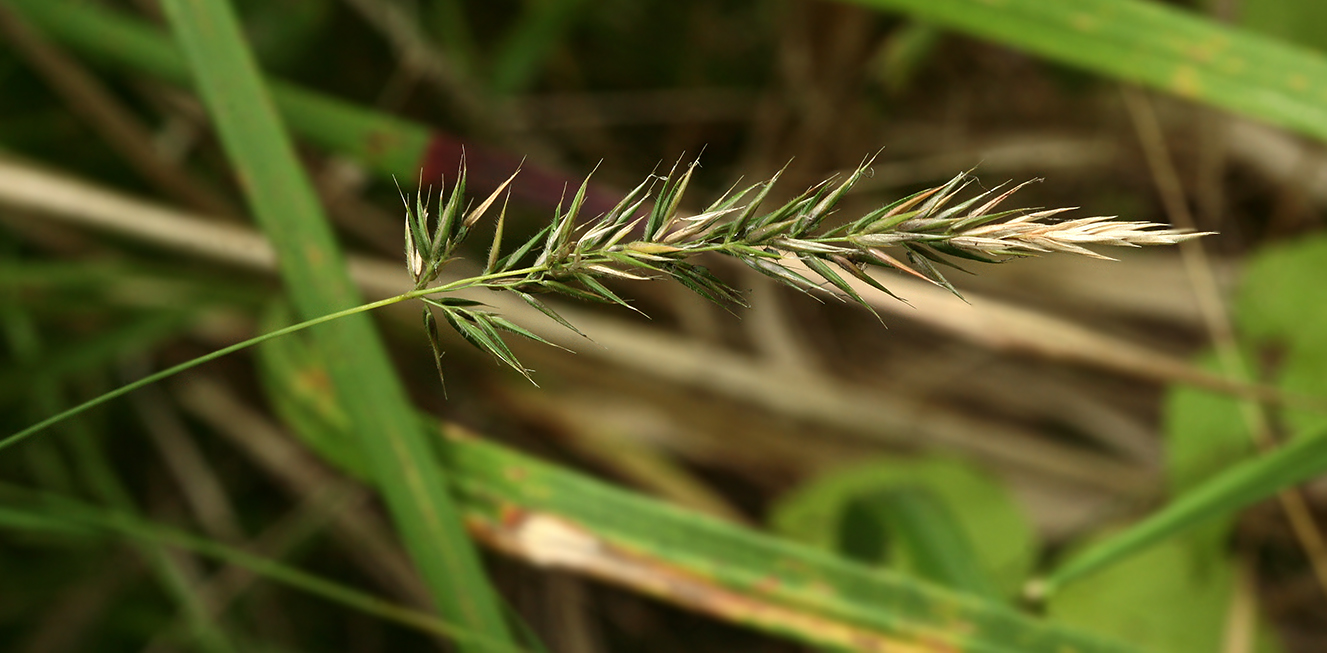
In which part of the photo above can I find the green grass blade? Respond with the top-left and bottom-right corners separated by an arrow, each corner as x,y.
156,1 -> 514,649
254,335 -> 1128,652
444,431 -> 1133,653
842,0 -> 1327,143
1039,425 -> 1327,597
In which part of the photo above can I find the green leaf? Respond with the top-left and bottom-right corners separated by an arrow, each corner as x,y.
488,0 -> 588,94
771,456 -> 1035,599
842,487 -> 1003,600
0,311 -> 195,394
1048,537 -> 1282,653
1236,236 -> 1327,436
1164,352 -> 1260,496
0,487 -> 518,650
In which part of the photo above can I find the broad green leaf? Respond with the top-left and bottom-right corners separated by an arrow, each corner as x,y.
1163,353 -> 1258,496
1048,537 -> 1281,653
771,456 -> 1035,600
1234,237 -> 1327,433
841,487 -> 1002,600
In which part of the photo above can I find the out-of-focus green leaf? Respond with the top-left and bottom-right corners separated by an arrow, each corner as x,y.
1236,236 -> 1327,436
842,487 -> 1003,600
771,456 -> 1035,599
1162,352 -> 1258,548
1164,352 -> 1258,494
1048,537 -> 1281,653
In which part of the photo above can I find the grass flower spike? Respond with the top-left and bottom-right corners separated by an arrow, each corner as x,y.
403,156 -> 1212,381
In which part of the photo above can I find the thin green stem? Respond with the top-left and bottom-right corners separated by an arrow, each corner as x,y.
0,260 -> 575,453
0,255 -> 631,453
1,292 -> 411,452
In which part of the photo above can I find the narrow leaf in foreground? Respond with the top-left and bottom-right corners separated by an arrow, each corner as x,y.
157,0 -> 514,646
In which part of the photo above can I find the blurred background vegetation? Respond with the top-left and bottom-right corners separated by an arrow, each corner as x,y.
5,0 -> 1327,651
